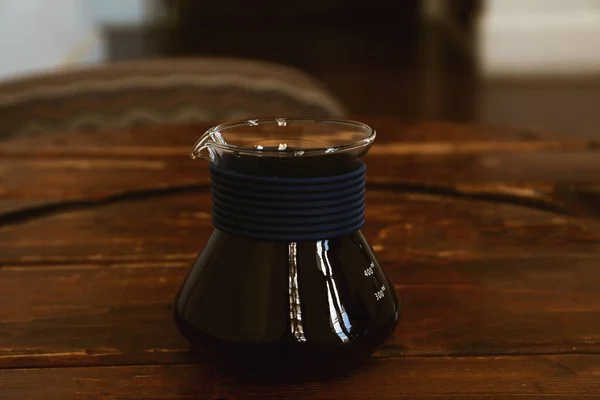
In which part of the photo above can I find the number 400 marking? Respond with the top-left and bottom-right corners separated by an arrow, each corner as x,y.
364,263 -> 374,277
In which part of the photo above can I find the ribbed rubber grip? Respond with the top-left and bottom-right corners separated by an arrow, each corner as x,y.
209,162 -> 366,241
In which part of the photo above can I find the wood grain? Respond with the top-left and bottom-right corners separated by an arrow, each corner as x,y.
1,225 -> 600,368
2,355 -> 600,399
1,119 -> 599,223
1,190 -> 599,263
2,119 -> 600,397
0,119 -> 562,151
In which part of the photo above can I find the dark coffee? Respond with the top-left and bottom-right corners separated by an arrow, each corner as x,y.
173,148 -> 399,381
174,230 -> 398,380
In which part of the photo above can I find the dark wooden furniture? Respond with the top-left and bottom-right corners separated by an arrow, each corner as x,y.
1,118 -> 600,398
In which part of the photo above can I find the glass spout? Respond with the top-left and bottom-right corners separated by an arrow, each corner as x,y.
190,128 -> 226,161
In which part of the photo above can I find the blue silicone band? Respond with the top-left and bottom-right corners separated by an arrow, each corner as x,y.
209,162 -> 366,241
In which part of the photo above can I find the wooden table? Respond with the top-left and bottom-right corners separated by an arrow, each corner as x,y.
2,118 -> 600,398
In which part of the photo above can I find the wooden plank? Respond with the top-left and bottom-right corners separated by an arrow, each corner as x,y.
1,148 -> 599,222
2,150 -> 600,197
0,157 -> 201,199
1,121 -> 599,231
0,261 -> 190,368
0,199 -> 55,215
1,247 -> 599,368
1,137 -> 595,159
3,120 -> 589,152
2,355 -> 600,399
1,190 -> 599,264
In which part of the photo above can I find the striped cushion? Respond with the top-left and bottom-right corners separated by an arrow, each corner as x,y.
0,58 -> 347,138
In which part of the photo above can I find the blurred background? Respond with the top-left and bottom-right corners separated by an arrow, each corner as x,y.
1,0 -> 600,135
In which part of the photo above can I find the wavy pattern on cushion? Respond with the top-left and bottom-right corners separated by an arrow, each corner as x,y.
1,86 -> 319,118
13,107 -> 218,137
0,74 -> 345,113
0,58 -> 347,138
2,87 -> 337,116
3,91 -> 337,138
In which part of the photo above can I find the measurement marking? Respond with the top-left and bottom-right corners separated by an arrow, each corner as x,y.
364,262 -> 374,277
375,285 -> 386,301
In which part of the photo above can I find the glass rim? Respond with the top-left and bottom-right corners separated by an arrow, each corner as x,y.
192,118 -> 376,158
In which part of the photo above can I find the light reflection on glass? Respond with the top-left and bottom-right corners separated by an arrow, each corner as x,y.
288,242 -> 306,342
316,240 -> 351,343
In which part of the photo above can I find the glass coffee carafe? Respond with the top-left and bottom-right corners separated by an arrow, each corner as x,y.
173,118 -> 399,380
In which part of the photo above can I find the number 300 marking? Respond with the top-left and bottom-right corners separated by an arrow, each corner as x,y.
374,285 -> 386,300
